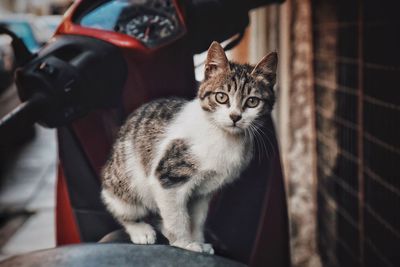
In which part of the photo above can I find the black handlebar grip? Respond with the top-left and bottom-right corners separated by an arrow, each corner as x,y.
0,95 -> 46,143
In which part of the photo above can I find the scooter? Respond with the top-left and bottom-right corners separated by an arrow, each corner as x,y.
0,0 -> 289,266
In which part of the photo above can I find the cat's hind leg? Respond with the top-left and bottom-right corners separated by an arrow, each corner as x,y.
101,189 -> 156,244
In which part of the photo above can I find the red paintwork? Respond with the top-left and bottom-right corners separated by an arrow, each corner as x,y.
56,164 -> 81,245
56,0 -> 186,52
55,0 -> 195,245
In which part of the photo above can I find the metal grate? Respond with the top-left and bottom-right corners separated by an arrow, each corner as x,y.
312,0 -> 400,266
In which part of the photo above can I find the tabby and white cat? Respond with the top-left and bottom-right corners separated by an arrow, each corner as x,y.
101,41 -> 277,254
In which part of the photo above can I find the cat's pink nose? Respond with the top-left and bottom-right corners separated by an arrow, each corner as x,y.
230,114 -> 242,123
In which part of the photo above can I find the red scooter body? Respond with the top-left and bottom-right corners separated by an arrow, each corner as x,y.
39,0 -> 291,266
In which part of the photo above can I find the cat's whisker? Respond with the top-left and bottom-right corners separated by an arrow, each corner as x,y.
249,129 -> 259,161
249,124 -> 265,162
254,125 -> 269,159
244,128 -> 255,154
247,125 -> 259,162
258,127 -> 276,158
251,122 -> 276,158
243,128 -> 251,148
249,124 -> 263,159
253,120 -> 275,136
255,124 -> 271,159
265,135 -> 276,157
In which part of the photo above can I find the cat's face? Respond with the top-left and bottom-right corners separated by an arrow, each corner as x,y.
198,42 -> 277,135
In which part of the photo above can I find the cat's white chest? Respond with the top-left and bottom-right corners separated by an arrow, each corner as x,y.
192,131 -> 244,172
190,129 -> 249,194
164,100 -> 252,194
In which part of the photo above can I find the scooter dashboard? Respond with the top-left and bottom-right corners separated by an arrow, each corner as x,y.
74,0 -> 185,48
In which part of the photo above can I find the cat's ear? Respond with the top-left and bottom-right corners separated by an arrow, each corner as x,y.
205,41 -> 230,79
251,52 -> 278,77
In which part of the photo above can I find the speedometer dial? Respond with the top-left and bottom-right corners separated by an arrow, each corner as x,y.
125,14 -> 176,45
77,0 -> 185,48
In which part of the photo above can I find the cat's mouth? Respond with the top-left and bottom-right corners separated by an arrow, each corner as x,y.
224,124 -> 244,134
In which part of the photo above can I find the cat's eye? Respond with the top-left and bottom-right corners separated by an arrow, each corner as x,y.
245,97 -> 260,108
215,92 -> 229,104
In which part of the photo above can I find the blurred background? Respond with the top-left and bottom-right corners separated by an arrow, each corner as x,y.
0,0 -> 399,267
0,0 -> 72,261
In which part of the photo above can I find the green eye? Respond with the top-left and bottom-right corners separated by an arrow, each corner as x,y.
215,92 -> 229,104
246,97 -> 260,108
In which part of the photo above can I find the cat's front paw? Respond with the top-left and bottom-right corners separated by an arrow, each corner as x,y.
172,241 -> 214,254
187,242 -> 214,254
126,223 -> 156,245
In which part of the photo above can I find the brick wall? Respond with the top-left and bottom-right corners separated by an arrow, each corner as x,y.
312,0 -> 400,266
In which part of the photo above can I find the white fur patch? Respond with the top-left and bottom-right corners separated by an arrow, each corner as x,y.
101,190 -> 147,219
122,140 -> 158,212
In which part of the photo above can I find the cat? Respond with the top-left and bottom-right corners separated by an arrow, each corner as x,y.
101,41 -> 277,254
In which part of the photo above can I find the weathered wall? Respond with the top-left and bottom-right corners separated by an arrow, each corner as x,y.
277,0 -> 321,266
